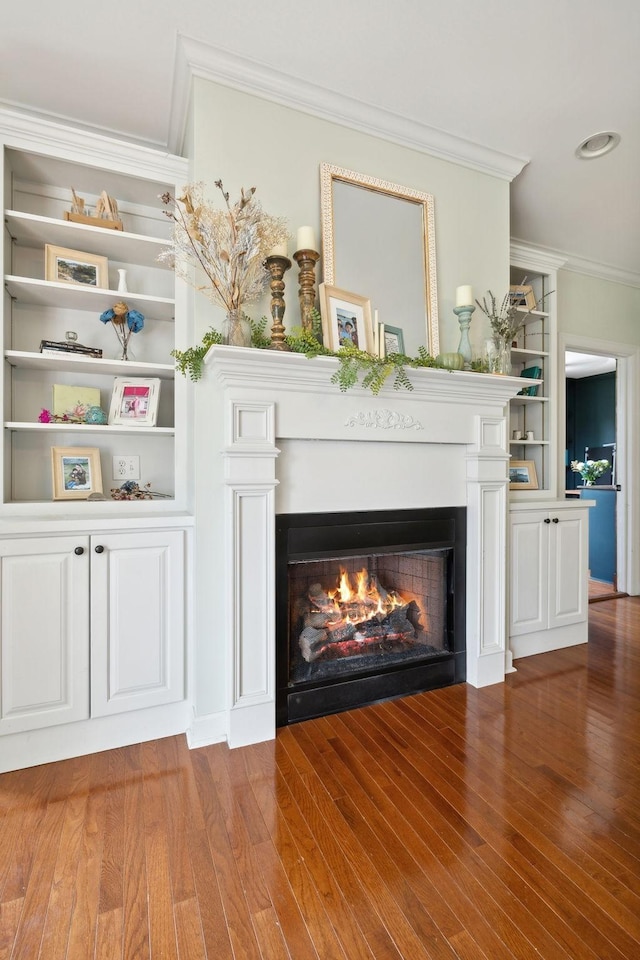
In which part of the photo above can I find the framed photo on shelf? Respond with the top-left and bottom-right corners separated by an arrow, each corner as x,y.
52,384 -> 101,420
508,459 -> 539,490
108,377 -> 160,426
51,446 -> 103,500
45,244 -> 109,288
509,283 -> 537,310
382,325 -> 405,356
319,283 -> 373,353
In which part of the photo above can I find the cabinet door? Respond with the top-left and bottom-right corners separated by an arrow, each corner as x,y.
509,512 -> 548,636
548,510 -> 588,628
0,536 -> 89,733
90,530 -> 184,716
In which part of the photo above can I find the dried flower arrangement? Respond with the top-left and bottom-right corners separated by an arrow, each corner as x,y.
475,280 -> 554,343
99,301 -> 144,361
159,180 -> 289,346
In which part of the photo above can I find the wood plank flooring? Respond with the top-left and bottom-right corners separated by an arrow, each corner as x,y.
1,596 -> 639,959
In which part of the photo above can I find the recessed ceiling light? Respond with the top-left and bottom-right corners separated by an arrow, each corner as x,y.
575,131 -> 621,159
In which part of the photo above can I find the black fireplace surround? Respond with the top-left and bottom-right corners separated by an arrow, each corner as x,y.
276,507 -> 466,726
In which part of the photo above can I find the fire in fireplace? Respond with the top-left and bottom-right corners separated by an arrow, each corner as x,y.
276,507 -> 466,725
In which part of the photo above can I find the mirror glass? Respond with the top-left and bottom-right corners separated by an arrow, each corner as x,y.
320,163 -> 439,356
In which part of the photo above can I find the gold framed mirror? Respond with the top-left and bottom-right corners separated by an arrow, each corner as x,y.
320,163 -> 439,356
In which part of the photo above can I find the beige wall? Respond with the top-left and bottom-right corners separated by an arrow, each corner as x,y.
558,269 -> 640,344
189,78 -> 511,357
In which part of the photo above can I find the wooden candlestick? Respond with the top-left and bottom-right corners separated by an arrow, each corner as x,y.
265,254 -> 292,351
293,248 -> 320,334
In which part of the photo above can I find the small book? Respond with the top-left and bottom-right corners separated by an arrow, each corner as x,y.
518,365 -> 541,396
40,339 -> 103,359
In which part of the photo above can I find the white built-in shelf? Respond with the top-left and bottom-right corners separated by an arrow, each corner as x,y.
512,347 -> 549,361
4,275 -> 175,322
4,421 -> 174,437
509,439 -> 550,446
516,306 -> 549,318
510,393 -> 547,406
5,210 -> 171,269
4,350 -> 175,380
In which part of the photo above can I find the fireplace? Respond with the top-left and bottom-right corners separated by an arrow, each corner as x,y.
276,507 -> 466,724
195,348 -> 521,750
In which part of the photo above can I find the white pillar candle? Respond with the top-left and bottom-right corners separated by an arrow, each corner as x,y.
268,243 -> 288,257
455,285 -> 473,307
296,226 -> 317,252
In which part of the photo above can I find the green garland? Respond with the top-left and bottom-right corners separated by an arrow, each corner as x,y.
172,308 -> 447,394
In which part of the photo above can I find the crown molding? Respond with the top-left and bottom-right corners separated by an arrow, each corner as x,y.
511,238 -> 640,289
169,36 -> 527,182
0,104 -> 187,184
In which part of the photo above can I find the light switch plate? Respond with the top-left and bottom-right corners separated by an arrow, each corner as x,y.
112,455 -> 140,481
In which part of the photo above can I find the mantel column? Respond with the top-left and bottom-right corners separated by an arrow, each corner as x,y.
465,414 -> 510,687
223,399 -> 279,747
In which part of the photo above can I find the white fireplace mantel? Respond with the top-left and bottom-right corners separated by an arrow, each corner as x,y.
196,347 -> 524,748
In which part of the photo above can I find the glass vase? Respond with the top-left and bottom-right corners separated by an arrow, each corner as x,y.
223,310 -> 252,348
494,337 -> 512,375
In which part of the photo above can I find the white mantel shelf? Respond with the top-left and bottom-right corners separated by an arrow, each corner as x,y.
200,345 -> 525,749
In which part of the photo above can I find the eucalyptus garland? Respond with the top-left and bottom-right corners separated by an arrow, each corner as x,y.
172,308 -> 444,394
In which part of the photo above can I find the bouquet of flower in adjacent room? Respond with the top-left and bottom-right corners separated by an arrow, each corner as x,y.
158,180 -> 289,347
570,458 -> 610,485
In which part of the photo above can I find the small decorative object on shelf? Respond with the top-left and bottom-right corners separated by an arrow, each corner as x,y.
63,188 -> 123,231
265,251 -> 292,351
110,481 -> 172,500
453,285 -> 475,368
39,332 -> 103,359
437,352 -> 465,370
570,458 -> 610,486
293,226 -> 320,334
117,268 -> 128,293
159,180 -> 289,348
99,301 -> 144,361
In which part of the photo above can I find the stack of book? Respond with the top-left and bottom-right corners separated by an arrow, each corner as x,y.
40,339 -> 103,360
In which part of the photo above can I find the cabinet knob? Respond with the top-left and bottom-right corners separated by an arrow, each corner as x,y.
94,544 -> 105,554
544,518 -> 551,524
74,546 -> 84,555
552,517 -> 559,523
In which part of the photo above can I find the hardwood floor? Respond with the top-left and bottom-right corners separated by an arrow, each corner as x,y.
1,597 -> 640,959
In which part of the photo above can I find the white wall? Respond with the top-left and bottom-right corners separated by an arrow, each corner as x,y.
188,77 -> 512,724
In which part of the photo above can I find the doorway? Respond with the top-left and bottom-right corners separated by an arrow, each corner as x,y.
559,333 -> 640,600
564,350 -> 621,599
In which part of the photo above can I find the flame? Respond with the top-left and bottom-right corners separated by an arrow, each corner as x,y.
326,567 -> 405,623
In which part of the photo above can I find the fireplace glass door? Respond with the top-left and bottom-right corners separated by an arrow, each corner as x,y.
276,508 -> 465,725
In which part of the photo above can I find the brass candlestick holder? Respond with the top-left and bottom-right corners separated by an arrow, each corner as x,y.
293,248 -> 320,334
265,254 -> 292,351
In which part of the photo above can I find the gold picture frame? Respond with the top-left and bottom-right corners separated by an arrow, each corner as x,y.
51,446 -> 103,500
45,244 -> 109,288
319,283 -> 374,353
509,459 -> 539,490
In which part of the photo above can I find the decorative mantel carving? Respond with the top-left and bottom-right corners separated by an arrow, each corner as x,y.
345,409 -> 423,430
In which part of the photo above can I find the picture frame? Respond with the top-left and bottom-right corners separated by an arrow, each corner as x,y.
51,446 -> 103,500
382,325 -> 405,356
52,384 -> 101,420
509,283 -> 537,310
45,244 -> 108,288
509,459 -> 539,490
319,283 -> 374,353
108,377 -> 160,426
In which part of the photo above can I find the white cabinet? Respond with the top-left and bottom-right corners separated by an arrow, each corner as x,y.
0,529 -> 185,737
509,502 -> 590,659
91,530 -> 184,716
0,536 -> 89,733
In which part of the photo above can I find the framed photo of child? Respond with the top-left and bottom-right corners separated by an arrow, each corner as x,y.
319,284 -> 373,353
